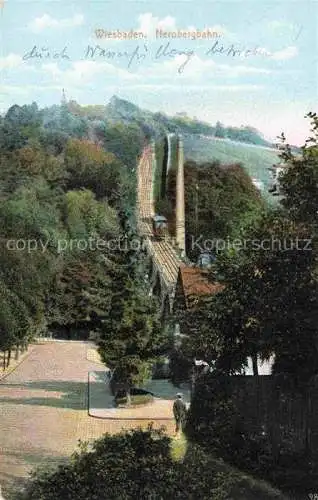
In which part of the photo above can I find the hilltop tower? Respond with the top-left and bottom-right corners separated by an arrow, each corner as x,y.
175,135 -> 186,255
61,88 -> 67,106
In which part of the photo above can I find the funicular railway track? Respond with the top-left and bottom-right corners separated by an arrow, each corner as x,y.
137,146 -> 182,292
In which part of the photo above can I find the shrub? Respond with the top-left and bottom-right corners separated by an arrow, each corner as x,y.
115,393 -> 154,407
22,427 -> 287,500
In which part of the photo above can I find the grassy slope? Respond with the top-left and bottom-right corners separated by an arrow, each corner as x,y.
184,135 -> 279,201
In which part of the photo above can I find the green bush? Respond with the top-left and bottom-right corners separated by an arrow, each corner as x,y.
22,427 -> 287,500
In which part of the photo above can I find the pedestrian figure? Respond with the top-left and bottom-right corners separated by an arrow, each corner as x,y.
0,484 -> 5,500
173,393 -> 187,435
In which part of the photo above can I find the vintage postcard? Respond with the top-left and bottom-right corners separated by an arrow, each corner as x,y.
0,0 -> 317,499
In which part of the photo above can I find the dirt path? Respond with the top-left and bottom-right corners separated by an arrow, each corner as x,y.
0,341 -> 173,498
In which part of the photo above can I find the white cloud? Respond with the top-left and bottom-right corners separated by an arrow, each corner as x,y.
0,54 -> 22,70
0,84 -> 29,96
267,20 -> 294,31
123,84 -> 264,92
146,54 -> 215,80
0,83 -> 62,97
42,59 -> 139,88
40,53 -> 265,92
89,13 -> 177,45
137,12 -> 177,37
42,62 -> 62,78
219,63 -> 271,77
28,13 -> 84,33
143,54 -> 271,82
253,47 -> 272,57
270,46 -> 298,61
249,45 -> 298,61
136,13 -> 229,40
207,24 -> 229,36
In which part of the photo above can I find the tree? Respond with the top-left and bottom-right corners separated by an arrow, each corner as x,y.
279,112 -> 318,229
0,99 -> 140,353
47,189 -> 121,332
0,179 -> 63,341
177,115 -> 318,382
110,355 -> 152,405
215,120 -> 225,138
193,210 -> 318,381
101,122 -> 144,169
0,279 -> 31,368
63,189 -> 120,240
183,160 -> 263,260
64,139 -> 123,202
98,254 -> 168,402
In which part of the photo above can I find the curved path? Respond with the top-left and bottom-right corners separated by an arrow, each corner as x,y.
0,341 -> 173,498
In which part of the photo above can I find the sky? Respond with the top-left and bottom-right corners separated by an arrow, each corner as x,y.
0,0 -> 317,145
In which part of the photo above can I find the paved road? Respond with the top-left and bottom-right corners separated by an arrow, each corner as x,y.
0,342 -> 173,498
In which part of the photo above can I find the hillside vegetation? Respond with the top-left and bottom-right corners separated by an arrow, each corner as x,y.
183,134 -> 279,197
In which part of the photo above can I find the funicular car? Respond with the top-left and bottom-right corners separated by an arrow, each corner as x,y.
152,214 -> 168,239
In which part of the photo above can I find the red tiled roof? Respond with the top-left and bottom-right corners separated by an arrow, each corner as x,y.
178,266 -> 224,308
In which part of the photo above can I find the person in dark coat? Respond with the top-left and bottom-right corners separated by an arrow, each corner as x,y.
173,393 -> 187,434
